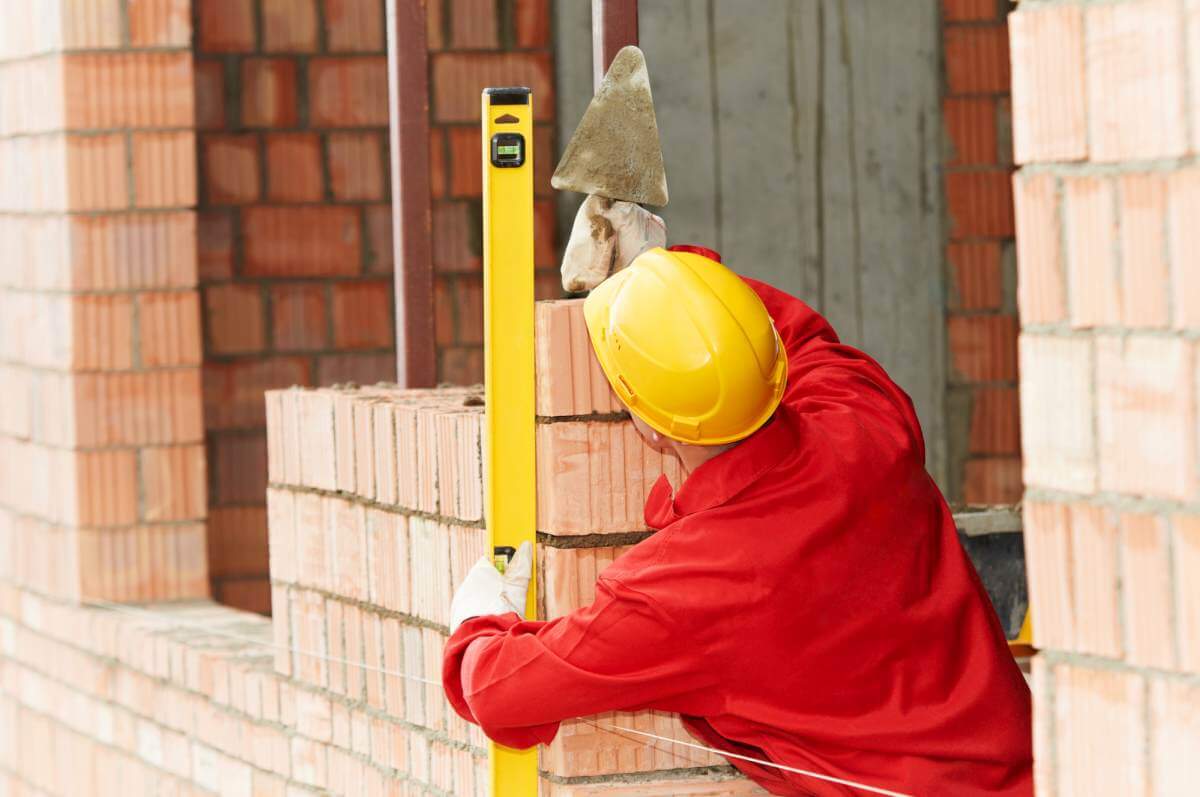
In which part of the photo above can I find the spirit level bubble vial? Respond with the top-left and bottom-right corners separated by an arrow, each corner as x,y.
481,86 -> 538,796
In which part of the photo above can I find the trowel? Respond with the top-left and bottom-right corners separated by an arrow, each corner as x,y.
553,46 -> 671,292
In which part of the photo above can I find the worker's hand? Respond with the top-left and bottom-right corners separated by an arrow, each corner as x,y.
560,194 -> 666,293
449,541 -> 533,634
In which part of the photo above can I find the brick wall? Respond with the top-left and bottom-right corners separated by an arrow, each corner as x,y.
427,0 -> 561,385
0,1 -> 209,603
942,0 -> 1022,506
194,0 -> 562,614
1010,0 -> 1200,792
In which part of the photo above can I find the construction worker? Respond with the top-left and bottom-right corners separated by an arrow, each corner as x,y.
443,245 -> 1033,796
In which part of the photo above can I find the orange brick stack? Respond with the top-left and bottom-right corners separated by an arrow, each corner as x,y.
0,0 -> 209,603
1010,0 -> 1200,792
941,0 -> 1022,505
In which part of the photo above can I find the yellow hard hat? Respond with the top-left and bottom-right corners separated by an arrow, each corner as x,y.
582,246 -> 788,445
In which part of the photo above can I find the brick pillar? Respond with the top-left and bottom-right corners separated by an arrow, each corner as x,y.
942,0 -> 1022,505
0,1 -> 208,602
1011,0 -> 1200,792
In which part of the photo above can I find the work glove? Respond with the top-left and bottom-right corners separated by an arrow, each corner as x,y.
560,194 -> 666,293
449,540 -> 534,634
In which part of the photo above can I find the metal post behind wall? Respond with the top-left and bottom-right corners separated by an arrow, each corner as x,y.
386,0 -> 438,388
592,0 -> 639,90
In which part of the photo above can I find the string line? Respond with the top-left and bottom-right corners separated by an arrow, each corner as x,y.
583,721 -> 914,797
82,599 -> 442,686
79,601 -> 913,796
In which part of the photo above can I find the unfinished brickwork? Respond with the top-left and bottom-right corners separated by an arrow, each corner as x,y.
0,1 -> 209,604
1010,0 -> 1200,792
942,0 -> 1022,505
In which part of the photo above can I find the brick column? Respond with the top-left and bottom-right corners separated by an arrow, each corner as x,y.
942,0 -> 1022,505
1011,0 -> 1200,791
0,1 -> 208,602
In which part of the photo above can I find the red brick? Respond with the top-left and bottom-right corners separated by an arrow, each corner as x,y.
1086,0 -> 1187,162
535,268 -> 562,301
535,299 -> 620,417
534,124 -> 555,197
1019,335 -> 1096,493
428,129 -> 448,198
241,59 -> 298,128
194,58 -> 227,130
1096,335 -> 1196,500
204,357 -> 312,430
942,0 -> 997,22
1012,173 -> 1066,324
1009,5 -> 1087,163
138,291 -> 203,367
447,126 -> 481,197
141,444 -> 207,522
271,284 -> 328,351
426,0 -> 446,50
133,132 -> 196,209
128,0 -> 192,45
1168,168 -> 1200,329
62,52 -> 195,129
963,457 -> 1022,504
202,134 -> 260,205
1119,512 -> 1175,668
65,133 -> 128,210
946,242 -> 1002,311
439,347 -> 482,385
1053,665 -> 1146,795
243,206 -> 362,277
1063,176 -> 1120,328
946,314 -> 1016,383
211,433 -> 268,505
535,199 -> 556,268
431,52 -> 555,122
328,132 -> 386,201
434,279 -> 455,346
332,281 -> 393,349
1174,513 -> 1200,671
450,0 -> 499,48
365,204 -> 394,273
1117,173 -> 1170,328
944,171 -> 1014,239
262,132 -> 323,203
71,294 -> 134,370
261,0 -> 318,52
207,506 -> 269,578
943,98 -> 997,166
309,57 -> 389,127
514,0 -> 550,47
316,352 -> 395,385
969,386 -> 1020,455
323,0 -> 384,52
944,25 -> 1010,95
199,210 -> 235,281
448,277 -> 482,344
197,0 -> 255,52
432,201 -> 481,272
76,451 -> 140,527
206,283 -> 265,355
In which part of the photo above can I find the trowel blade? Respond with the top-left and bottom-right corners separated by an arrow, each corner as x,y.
552,46 -> 669,207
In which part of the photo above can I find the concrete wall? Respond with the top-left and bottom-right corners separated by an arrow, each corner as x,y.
555,0 -> 949,487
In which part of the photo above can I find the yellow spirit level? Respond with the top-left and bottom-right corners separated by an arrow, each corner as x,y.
481,86 -> 538,795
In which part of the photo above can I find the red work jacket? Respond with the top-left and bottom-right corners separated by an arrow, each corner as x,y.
443,278 -> 1033,796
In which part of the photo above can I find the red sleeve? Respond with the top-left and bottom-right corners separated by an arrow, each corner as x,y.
442,576 -> 719,750
742,275 -> 927,469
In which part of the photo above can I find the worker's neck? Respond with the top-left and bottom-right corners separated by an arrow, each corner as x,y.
671,440 -> 740,478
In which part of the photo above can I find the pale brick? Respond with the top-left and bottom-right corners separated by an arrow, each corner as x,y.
1119,513 -> 1175,668
1019,335 -> 1096,493
1024,502 -> 1074,651
1012,173 -> 1066,324
1069,504 -> 1122,659
1086,0 -> 1188,162
1172,513 -> 1200,671
1064,176 -> 1120,328
1117,173 -> 1170,327
1096,336 -> 1197,500
1009,5 -> 1087,163
1054,664 -> 1147,796
1149,676 -> 1200,794
1167,168 -> 1200,330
